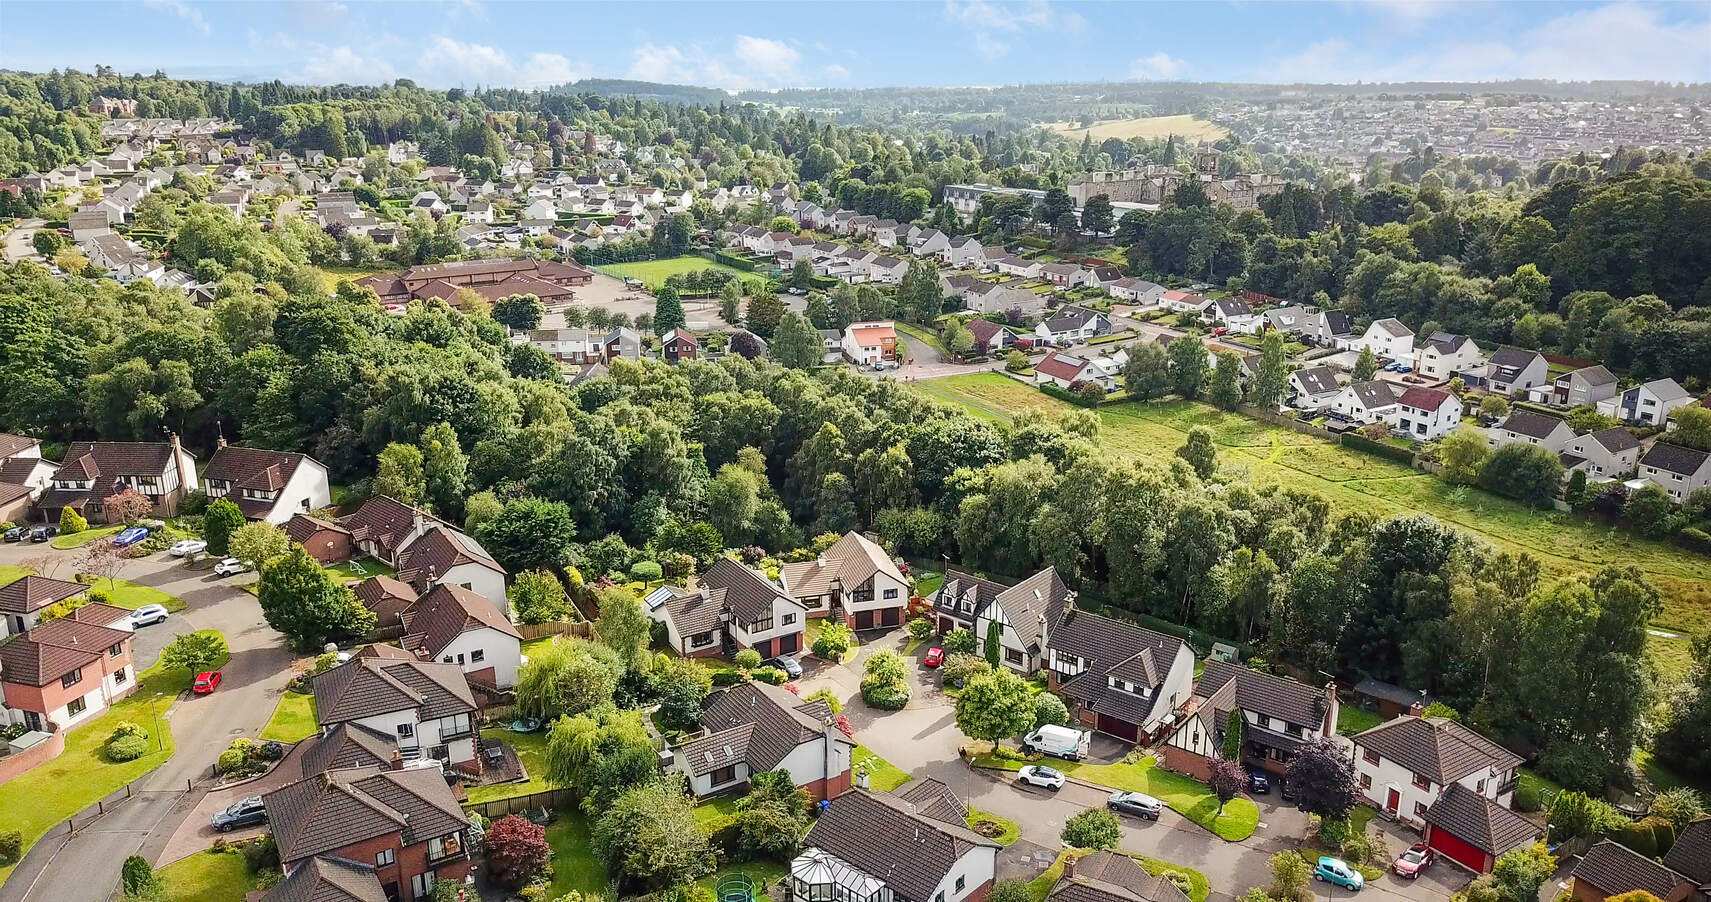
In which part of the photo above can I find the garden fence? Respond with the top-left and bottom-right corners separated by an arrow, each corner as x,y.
461,787 -> 575,819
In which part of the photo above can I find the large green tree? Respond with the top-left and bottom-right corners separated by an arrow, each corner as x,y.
203,498 -> 245,555
257,546 -> 376,650
954,668 -> 1037,753
475,497 -> 577,572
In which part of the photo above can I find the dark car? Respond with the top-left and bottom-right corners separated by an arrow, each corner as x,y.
210,796 -> 266,832
27,524 -> 57,543
1249,771 -> 1270,794
3,526 -> 26,542
1106,791 -> 1164,820
1280,777 -> 1298,803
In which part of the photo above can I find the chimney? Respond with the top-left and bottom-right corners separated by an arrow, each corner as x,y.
1407,699 -> 1425,718
1063,855 -> 1077,879
1323,681 -> 1340,738
390,749 -> 404,771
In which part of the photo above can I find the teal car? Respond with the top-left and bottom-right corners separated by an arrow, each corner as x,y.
1314,857 -> 1363,891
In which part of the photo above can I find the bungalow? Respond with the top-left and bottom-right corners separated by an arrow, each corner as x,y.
312,655 -> 480,773
83,234 -> 162,284
1597,378 -> 1694,426
671,680 -> 853,801
1483,347 -> 1549,396
0,575 -> 91,638
1162,661 -> 1335,778
401,583 -> 524,690
1393,386 -> 1461,441
994,256 -> 1042,279
0,617 -> 135,732
1110,278 -> 1165,305
202,445 -> 331,525
1347,317 -> 1415,358
645,557 -> 808,660
778,531 -> 910,630
282,513 -> 354,565
793,786 -> 998,902
1038,262 -> 1089,288
841,321 -> 898,365
1561,428 -> 1641,482
1035,306 -> 1110,345
1637,443 -> 1711,504
1046,600 -> 1197,743
1208,297 -> 1261,334
1288,365 -> 1342,411
1034,351 -> 1094,390
1352,712 -> 1523,827
966,319 -> 1021,357
1159,290 -> 1211,314
1538,365 -> 1618,409
1327,381 -> 1399,425
1487,411 -> 1575,454
68,210 -> 112,241
1414,332 -> 1484,382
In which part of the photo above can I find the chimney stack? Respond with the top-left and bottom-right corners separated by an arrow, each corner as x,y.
390,749 -> 404,771
1323,681 -> 1340,738
1064,855 -> 1077,879
1407,699 -> 1425,718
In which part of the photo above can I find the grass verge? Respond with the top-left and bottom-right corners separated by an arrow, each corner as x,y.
50,525 -> 123,549
972,751 -> 1257,841
966,807 -> 1020,845
853,742 -> 912,792
154,847 -> 267,902
258,691 -> 317,743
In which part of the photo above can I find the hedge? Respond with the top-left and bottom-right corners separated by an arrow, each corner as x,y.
1339,433 -> 1416,464
702,250 -> 756,271
1040,383 -> 1099,408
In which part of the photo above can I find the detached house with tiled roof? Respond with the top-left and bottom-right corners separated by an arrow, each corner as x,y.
648,558 -> 808,660
930,569 -> 1008,634
1048,850 -> 1192,902
400,584 -> 523,690
779,531 -> 910,631
1638,443 -> 1711,504
0,615 -> 135,732
792,786 -> 999,902
312,656 -> 480,774
1161,660 -> 1336,779
1393,386 -> 1461,440
340,496 -> 506,615
202,444 -> 330,524
671,680 -> 854,801
1045,596 -> 1197,743
1570,837 -> 1700,902
0,575 -> 91,638
0,433 -> 57,524
37,438 -> 198,523
1352,712 -> 1523,832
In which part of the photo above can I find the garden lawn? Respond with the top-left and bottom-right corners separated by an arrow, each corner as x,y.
155,848 -> 266,902
693,793 -> 743,831
1028,850 -> 1209,902
1336,706 -> 1383,736
0,651 -> 187,885
316,265 -> 387,295
911,374 -> 1711,637
259,691 -> 317,742
50,525 -> 123,548
102,577 -> 187,613
323,558 -> 394,582
852,743 -> 912,792
595,257 -> 766,292
1061,755 -> 1259,841
912,571 -> 945,598
545,810 -> 608,900
465,726 -> 552,804
965,807 -> 1020,845
695,860 -> 789,902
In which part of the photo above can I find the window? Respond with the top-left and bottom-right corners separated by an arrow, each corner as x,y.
1412,773 -> 1432,791
113,667 -> 127,685
375,849 -> 394,867
1413,801 -> 1427,819
1005,648 -> 1023,665
690,631 -> 714,648
67,697 -> 87,716
1362,749 -> 1379,766
470,649 -> 484,663
1360,774 -> 1372,789
782,613 -> 797,626
935,894 -> 945,902
882,588 -> 899,600
108,643 -> 122,658
397,723 -> 414,738
712,765 -> 738,785
751,617 -> 773,633
62,668 -> 82,688
411,872 -> 435,899
1476,779 -> 1486,793
955,876 -> 966,892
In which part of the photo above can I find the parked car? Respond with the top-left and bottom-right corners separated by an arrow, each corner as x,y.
213,557 -> 249,576
1249,771 -> 1270,794
1017,765 -> 1065,792
771,654 -> 802,678
130,604 -> 169,628
923,647 -> 945,668
1393,843 -> 1434,879
114,526 -> 150,547
3,526 -> 26,542
210,796 -> 266,832
28,524 -> 58,542
1314,857 -> 1364,891
1106,791 -> 1164,820
168,539 -> 207,557
1280,777 -> 1298,802
192,670 -> 222,694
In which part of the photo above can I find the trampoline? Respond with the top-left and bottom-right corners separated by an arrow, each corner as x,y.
715,872 -> 758,902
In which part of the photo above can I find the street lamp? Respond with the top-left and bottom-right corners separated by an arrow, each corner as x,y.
150,692 -> 165,750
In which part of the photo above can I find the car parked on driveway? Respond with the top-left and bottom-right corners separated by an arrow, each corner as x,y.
923,647 -> 945,667
193,671 -> 222,694
1249,771 -> 1270,793
771,654 -> 802,678
28,524 -> 57,542
211,796 -> 266,832
1106,790 -> 1164,820
129,604 -> 169,628
1017,765 -> 1065,792
1314,857 -> 1364,891
168,539 -> 207,557
114,526 -> 150,547
213,557 -> 249,576
4,526 -> 26,542
1393,843 -> 1434,879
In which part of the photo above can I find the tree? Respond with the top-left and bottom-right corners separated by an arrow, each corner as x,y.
983,618 -> 1002,666
1061,808 -> 1122,850
812,621 -> 855,661
1208,759 -> 1248,815
734,770 -> 812,860
476,497 -> 577,572
1221,708 -> 1245,761
1169,336 -> 1209,399
1669,407 -> 1711,451
771,311 -> 823,370
1268,851 -> 1311,902
58,506 -> 87,535
592,777 -> 715,893
1648,788 -> 1705,830
102,488 -> 153,524
1124,341 -> 1171,401
955,668 -> 1037,752
1492,843 -> 1557,902
1285,736 -> 1357,820
514,637 -> 620,718
1439,427 -> 1491,485
120,855 -> 159,900
373,443 -> 426,506
509,570 -> 571,625
1082,194 -> 1115,236
160,631 -> 227,680
1251,331 -> 1290,409
1211,351 -> 1244,411
1034,692 -> 1070,728
1177,426 -> 1218,480
257,546 -> 376,650
484,815 -> 550,889
746,286 -> 785,338
791,259 -> 815,290
595,587 -> 652,671
491,293 -> 544,331
1478,395 -> 1511,421
719,280 -> 742,325
654,285 -> 686,336
228,521 -> 290,569
1352,346 -> 1378,381
1624,485 -> 1677,537
1479,444 -> 1563,508
463,490 -> 503,532
1656,631 -> 1711,777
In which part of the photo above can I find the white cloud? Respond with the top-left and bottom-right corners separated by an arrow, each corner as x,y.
627,35 -> 820,89
417,37 -> 583,88
823,64 -> 852,82
301,45 -> 397,85
1130,52 -> 1186,80
942,0 -> 1085,59
628,43 -> 699,84
139,0 -> 210,35
733,35 -> 800,80
1349,0 -> 1454,27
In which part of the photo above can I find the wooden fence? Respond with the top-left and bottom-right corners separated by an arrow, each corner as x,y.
517,620 -> 592,641
461,787 -> 575,820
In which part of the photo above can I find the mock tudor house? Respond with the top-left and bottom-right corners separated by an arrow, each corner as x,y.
37,438 -> 199,523
0,615 -> 135,731
1413,332 -> 1484,382
1561,428 -> 1642,483
779,531 -> 910,630
0,574 -> 90,638
1638,443 -> 1711,504
1047,601 -> 1197,743
1047,851 -> 1191,902
1597,378 -> 1694,426
671,680 -> 854,801
1488,410 -> 1576,454
1161,661 -> 1335,779
793,786 -> 999,902
1352,712 -> 1523,829
1393,387 -> 1461,440
341,496 -> 506,613
977,568 -> 1072,675
401,584 -> 523,690
312,656 -> 480,773
931,569 -> 1009,634
283,513 -> 355,564
0,433 -> 59,520
201,444 -> 331,524
646,557 -> 808,660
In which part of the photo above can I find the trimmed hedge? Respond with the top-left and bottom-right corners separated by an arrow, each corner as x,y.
1041,383 -> 1099,408
703,250 -> 756,271
1339,433 -> 1416,464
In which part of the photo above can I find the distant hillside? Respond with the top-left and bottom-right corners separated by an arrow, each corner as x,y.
557,79 -> 734,106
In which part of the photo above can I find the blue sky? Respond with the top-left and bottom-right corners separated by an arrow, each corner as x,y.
1,0 -> 1707,89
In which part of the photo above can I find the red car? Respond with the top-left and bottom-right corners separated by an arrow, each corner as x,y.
193,670 -> 222,694
1393,842 -> 1434,879
923,647 -> 945,668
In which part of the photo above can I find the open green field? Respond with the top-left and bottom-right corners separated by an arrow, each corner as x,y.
595,256 -> 767,292
912,374 -> 1711,639
1045,114 -> 1229,143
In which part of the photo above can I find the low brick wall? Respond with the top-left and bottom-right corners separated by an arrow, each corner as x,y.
0,729 -> 66,783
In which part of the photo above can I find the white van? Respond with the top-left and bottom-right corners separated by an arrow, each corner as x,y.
1022,724 -> 1091,761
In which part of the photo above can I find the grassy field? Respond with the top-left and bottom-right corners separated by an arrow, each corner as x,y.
912,374 -> 1711,636
155,848 -> 266,902
258,691 -> 316,742
316,265 -> 387,295
595,256 -> 766,292
1046,114 -> 1229,143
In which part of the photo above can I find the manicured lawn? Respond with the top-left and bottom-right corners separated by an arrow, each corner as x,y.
155,848 -> 266,902
912,571 -> 945,598
1517,767 -> 1564,808
1337,706 -> 1383,736
696,859 -> 789,902
853,742 -> 912,792
103,577 -> 187,613
50,525 -> 123,549
258,691 -> 317,742
693,793 -> 743,831
0,650 -> 188,885
966,807 -> 1020,845
595,256 -> 766,292
323,558 -> 394,582
912,374 -> 1711,638
1028,850 -> 1209,902
545,810 -> 608,900
465,726 -> 552,804
1043,754 -> 1259,841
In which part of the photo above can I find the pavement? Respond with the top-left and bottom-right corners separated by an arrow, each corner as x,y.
0,542 -> 297,902
1,219 -> 44,264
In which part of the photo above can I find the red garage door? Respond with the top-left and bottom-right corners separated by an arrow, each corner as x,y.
1427,825 -> 1489,873
1096,714 -> 1139,742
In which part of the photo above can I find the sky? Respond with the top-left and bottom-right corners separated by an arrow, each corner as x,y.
1,0 -> 1707,90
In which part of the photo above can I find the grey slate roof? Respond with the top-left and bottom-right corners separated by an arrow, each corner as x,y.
682,680 -> 844,777
1346,381 -> 1398,409
1495,411 -> 1569,439
1422,332 -> 1471,354
1353,716 -> 1521,785
1422,784 -> 1538,856
1489,347 -> 1543,380
998,567 -> 1074,652
1292,365 -> 1340,396
1370,317 -> 1412,337
1572,839 -> 1691,898
1587,427 -> 1640,453
1662,817 -> 1711,885
1641,442 -> 1711,477
700,557 -> 791,625
803,788 -> 997,902
1050,604 -> 1186,730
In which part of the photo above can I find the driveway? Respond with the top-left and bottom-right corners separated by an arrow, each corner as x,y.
0,543 -> 297,902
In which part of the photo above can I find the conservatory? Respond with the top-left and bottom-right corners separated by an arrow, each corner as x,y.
789,847 -> 894,902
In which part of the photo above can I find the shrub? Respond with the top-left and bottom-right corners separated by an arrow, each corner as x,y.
1317,816 -> 1351,848
106,732 -> 150,762
1514,781 -> 1542,812
59,506 -> 87,534
941,652 -> 991,688
1649,788 -> 1706,830
907,618 -> 934,641
812,621 -> 855,660
710,669 -> 742,687
734,649 -> 763,671
941,627 -> 976,654
990,879 -> 1032,902
1034,692 -> 1070,728
1157,871 -> 1194,896
121,855 -> 157,897
1061,808 -> 1122,850
860,675 -> 910,710
485,815 -> 551,889
240,834 -> 279,874
1004,351 -> 1030,373
1042,383 -> 1099,408
752,667 -> 787,685
0,829 -> 22,866
1614,819 -> 1658,858
628,560 -> 663,583
216,748 -> 249,774
804,687 -> 843,714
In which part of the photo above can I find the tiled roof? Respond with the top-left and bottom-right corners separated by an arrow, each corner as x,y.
1397,387 -> 1453,411
202,447 -> 311,507
1495,411 -> 1568,439
895,778 -> 967,825
779,532 -> 904,604
0,617 -> 127,686
263,766 -> 467,864
0,434 -> 40,457
0,457 -> 43,484
1050,851 -> 1191,902
1641,443 -> 1711,477
1035,352 -> 1089,383
38,441 -> 187,511
299,722 -> 399,777
0,575 -> 90,614
683,681 -> 842,777
1422,783 -> 1538,855
804,788 -> 997,902
1423,332 -> 1471,354
1196,660 -> 1325,730
400,583 -> 519,659
1572,840 -> 1690,898
1370,317 -> 1413,337
284,513 -> 350,545
1293,366 -> 1340,396
1489,347 -> 1543,379
396,525 -> 504,592
1587,427 -> 1641,453
1662,817 -> 1711,885
340,496 -> 432,556
1353,716 -> 1522,784
66,601 -> 132,629
262,855 -> 387,902
1345,381 -> 1397,409
312,656 -> 475,726
701,557 -> 792,625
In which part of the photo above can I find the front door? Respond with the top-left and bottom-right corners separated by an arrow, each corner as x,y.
1385,788 -> 1400,814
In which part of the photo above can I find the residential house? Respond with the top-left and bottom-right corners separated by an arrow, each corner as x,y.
1047,601 -> 1197,743
1264,304 -> 1319,336
1307,309 -> 1356,347
1662,819 -> 1711,900
1487,411 -> 1576,453
1348,318 -> 1415,358
68,210 -> 112,241
1420,783 -> 1541,874
1637,443 -> 1711,504
1034,351 -> 1094,390
0,616 -> 135,732
1162,661 -> 1334,779
1110,278 -> 1165,305
910,229 -> 951,258
1352,712 -> 1523,826
1039,263 -> 1090,288
0,434 -> 58,518
1086,266 -> 1125,289
1483,347 -> 1549,396
262,766 -> 471,902
0,575 -> 91,639
942,274 -> 1045,318
341,496 -> 507,612
1414,332 -> 1484,382
283,513 -> 355,565
966,319 -> 1021,357
202,445 -> 331,524
865,255 -> 908,285
792,787 -> 999,902
1561,428 -> 1641,483
841,321 -> 898,365
1539,365 -> 1618,409
1569,839 -> 1699,902
37,439 -> 198,523
1036,306 -> 1110,346
645,557 -> 808,660
83,234 -> 162,283
662,328 -> 699,364
1327,381 -> 1399,425
1209,297 -> 1262,334
975,568 -> 1071,675
930,569 -> 1008,634
671,680 -> 853,801
939,236 -> 985,268
354,576 -> 420,630
994,256 -> 1042,279
401,584 -> 523,691
1394,387 -> 1462,440
1046,851 -> 1191,902
462,201 -> 493,224
312,656 -> 480,772
778,531 -> 910,630
1598,378 -> 1695,426
1288,366 -> 1343,411
1160,290 -> 1212,314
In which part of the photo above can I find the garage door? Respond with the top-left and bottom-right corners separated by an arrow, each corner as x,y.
778,633 -> 800,654
1096,714 -> 1139,742
881,607 -> 901,627
853,610 -> 875,630
1427,824 -> 1487,873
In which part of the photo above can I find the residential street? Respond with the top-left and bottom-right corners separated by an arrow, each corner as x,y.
0,543 -> 297,902
1,220 -> 44,265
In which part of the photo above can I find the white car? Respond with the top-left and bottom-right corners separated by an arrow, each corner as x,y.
129,604 -> 169,627
213,557 -> 249,576
1017,765 -> 1065,792
168,539 -> 208,557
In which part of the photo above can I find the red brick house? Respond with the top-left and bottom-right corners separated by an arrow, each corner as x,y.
283,513 -> 354,565
662,328 -> 699,364
0,615 -> 136,732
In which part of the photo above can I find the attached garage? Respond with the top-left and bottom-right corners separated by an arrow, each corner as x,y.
1422,784 -> 1541,875
1426,822 -> 1491,873
777,632 -> 800,655
1096,713 -> 1140,743
852,610 -> 875,630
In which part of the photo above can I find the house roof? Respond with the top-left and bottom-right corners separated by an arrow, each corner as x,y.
1293,366 -> 1340,396
39,441 -> 187,511
779,532 -> 906,602
1423,783 -> 1538,856
0,617 -> 128,686
400,583 -> 520,659
312,656 -> 475,726
1043,306 -> 1103,333
262,766 -> 467,864
1196,660 -> 1325,729
803,788 -> 997,902
353,575 -> 418,609
204,446 -> 315,517
299,722 -> 400,777
1213,298 -> 1253,317
0,433 -> 41,458
1397,387 -> 1453,411
1353,715 -> 1522,784
1370,317 -> 1413,337
284,513 -> 351,545
1662,817 -> 1711,885
1572,840 -> 1691,899
1422,332 -> 1471,354
845,323 -> 896,347
1566,365 -> 1617,386
702,556 -> 796,625
1035,351 -> 1089,382
665,328 -> 700,348
966,319 -> 1013,347
1641,443 -> 1711,477
1049,851 -> 1192,902
934,569 -> 1008,620
683,681 -> 844,776
895,778 -> 967,824
1322,311 -> 1354,336
262,855 -> 388,902
1586,427 -> 1640,454
396,524 -> 504,591
1641,378 -> 1692,403
0,575 -> 90,615
1496,411 -> 1569,439
1489,347 -> 1543,379
66,601 -> 133,629
1344,381 -> 1398,410
997,567 -> 1073,653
